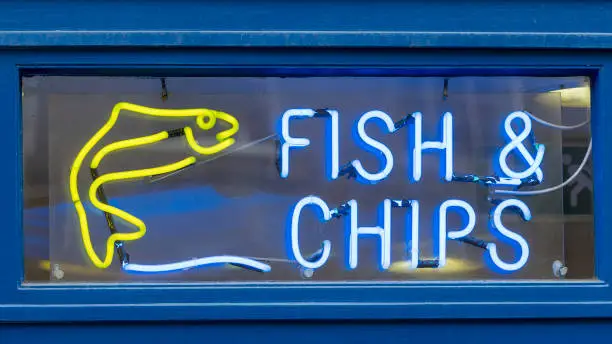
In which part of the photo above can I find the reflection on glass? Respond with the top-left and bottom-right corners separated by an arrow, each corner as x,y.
22,75 -> 594,283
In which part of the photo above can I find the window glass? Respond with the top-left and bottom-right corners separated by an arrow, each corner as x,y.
22,75 -> 594,283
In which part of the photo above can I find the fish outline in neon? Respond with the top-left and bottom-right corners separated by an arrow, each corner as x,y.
69,102 -> 271,273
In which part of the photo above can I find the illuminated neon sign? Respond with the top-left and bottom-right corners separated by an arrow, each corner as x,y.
70,102 -> 271,273
70,103 -> 549,276
281,109 -> 545,273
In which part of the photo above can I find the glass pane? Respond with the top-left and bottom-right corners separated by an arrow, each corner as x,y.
22,75 -> 594,283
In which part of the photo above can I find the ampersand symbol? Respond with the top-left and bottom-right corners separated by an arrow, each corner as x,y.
498,111 -> 545,181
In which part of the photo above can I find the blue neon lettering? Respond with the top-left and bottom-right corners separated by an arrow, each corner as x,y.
351,110 -> 395,184
410,200 -> 420,269
277,108 -> 542,275
348,199 -> 392,269
279,109 -> 313,179
438,199 -> 476,267
411,112 -> 454,182
289,195 -> 332,270
486,199 -> 531,272
279,109 -> 339,180
498,111 -> 545,182
329,110 -> 340,180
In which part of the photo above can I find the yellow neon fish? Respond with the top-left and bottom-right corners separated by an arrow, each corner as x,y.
69,102 -> 239,269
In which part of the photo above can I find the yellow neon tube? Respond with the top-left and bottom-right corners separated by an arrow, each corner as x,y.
184,126 -> 235,154
214,112 -> 239,141
84,158 -> 196,269
70,102 -> 239,269
91,131 -> 170,169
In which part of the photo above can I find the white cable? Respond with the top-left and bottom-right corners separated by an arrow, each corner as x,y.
525,111 -> 590,130
494,138 -> 591,196
148,133 -> 277,183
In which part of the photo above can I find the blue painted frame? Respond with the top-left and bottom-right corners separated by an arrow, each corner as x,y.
1,1 -> 612,50
0,0 -> 612,323
1,48 -> 610,321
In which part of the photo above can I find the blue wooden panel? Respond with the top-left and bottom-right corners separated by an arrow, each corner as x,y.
0,48 -> 610,322
0,1 -> 610,32
0,1 -> 611,331
0,1 -> 609,48
4,320 -> 612,344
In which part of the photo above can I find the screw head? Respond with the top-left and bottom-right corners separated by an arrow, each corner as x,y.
301,268 -> 314,279
52,264 -> 64,280
552,260 -> 568,278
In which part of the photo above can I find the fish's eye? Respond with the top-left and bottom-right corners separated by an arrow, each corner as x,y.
196,114 -> 216,130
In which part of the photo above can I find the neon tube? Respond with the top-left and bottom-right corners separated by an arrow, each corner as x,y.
91,131 -> 170,169
278,109 -> 315,179
86,157 -> 197,269
412,112 -> 454,182
123,256 -> 272,273
289,195 -> 332,270
348,199 -> 392,270
70,102 -> 239,269
351,110 -> 395,183
498,111 -> 544,181
486,199 -> 531,272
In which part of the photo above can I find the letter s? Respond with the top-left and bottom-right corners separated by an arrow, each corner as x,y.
486,199 -> 531,272
351,110 -> 395,184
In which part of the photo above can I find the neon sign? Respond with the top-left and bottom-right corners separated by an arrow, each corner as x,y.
70,102 -> 271,273
70,103 -> 548,276
281,109 -> 545,273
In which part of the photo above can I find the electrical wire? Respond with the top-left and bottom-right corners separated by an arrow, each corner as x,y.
525,111 -> 590,130
148,133 -> 278,183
